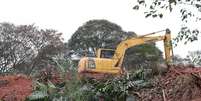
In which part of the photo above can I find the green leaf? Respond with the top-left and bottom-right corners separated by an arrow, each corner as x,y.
195,4 -> 201,8
159,14 -> 163,18
150,5 -> 154,9
133,5 -> 139,10
152,14 -> 158,18
54,58 -> 65,73
138,0 -> 145,4
36,81 -> 48,91
27,91 -> 48,100
48,80 -> 56,89
145,13 -> 152,18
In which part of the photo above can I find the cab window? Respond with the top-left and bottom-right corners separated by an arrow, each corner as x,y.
100,50 -> 115,58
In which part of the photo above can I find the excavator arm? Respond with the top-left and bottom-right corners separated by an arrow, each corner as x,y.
112,29 -> 173,68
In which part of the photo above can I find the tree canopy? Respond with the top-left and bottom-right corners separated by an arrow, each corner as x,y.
68,19 -> 133,55
0,23 -> 64,74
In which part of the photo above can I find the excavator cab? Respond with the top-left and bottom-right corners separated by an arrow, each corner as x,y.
97,49 -> 115,58
78,48 -> 122,79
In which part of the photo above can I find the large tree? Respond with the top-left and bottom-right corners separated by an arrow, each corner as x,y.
133,0 -> 201,45
68,19 -> 163,70
0,23 -> 64,75
68,19 -> 131,55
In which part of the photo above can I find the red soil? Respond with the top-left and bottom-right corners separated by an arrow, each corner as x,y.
0,74 -> 32,101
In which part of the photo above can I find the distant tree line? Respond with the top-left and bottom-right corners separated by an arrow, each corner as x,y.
1,19 -> 200,75
0,23 -> 65,75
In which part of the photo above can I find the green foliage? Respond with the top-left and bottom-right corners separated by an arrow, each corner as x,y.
172,51 -> 201,66
68,19 -> 136,54
173,27 -> 199,46
27,56 -> 69,101
186,50 -> 201,66
26,81 -> 57,101
87,69 -> 153,101
51,55 -> 76,78
134,0 -> 201,20
27,91 -> 48,101
124,44 -> 163,70
133,0 -> 201,44
0,22 -> 64,75
27,56 -> 98,101
64,76 -> 98,101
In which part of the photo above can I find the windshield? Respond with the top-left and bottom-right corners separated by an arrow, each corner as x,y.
100,50 -> 115,58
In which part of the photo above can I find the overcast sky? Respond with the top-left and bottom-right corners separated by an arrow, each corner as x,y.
0,0 -> 200,57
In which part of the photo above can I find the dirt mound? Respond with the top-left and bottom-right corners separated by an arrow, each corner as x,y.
0,74 -> 32,101
140,66 -> 201,101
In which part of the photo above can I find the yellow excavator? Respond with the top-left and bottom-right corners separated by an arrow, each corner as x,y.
78,29 -> 173,79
